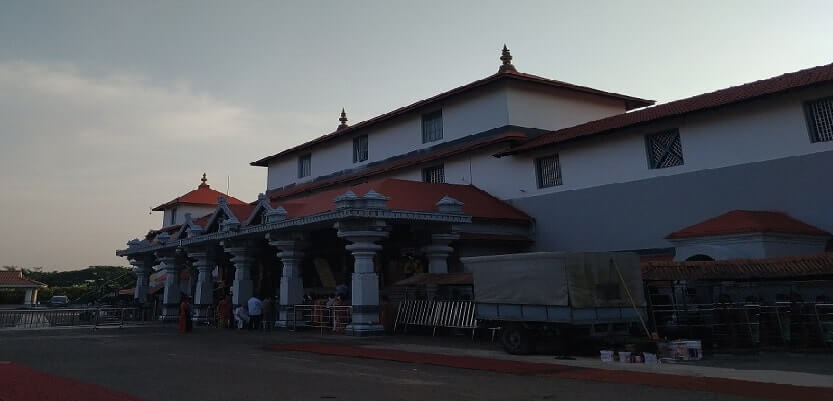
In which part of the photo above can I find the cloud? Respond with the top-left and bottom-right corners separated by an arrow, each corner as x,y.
0,61 -> 293,270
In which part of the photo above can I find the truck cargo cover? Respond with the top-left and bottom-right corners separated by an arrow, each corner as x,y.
463,252 -> 646,308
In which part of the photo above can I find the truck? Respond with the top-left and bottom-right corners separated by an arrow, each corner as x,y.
462,252 -> 648,354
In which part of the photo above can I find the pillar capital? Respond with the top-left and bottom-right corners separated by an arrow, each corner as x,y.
421,232 -> 459,274
221,239 -> 256,306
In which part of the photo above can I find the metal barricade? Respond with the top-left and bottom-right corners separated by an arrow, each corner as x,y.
287,304 -> 352,334
394,299 -> 477,336
0,307 -> 150,330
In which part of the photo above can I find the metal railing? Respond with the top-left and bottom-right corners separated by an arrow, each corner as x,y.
650,302 -> 833,348
0,307 -> 153,329
287,305 -> 352,334
394,299 -> 477,335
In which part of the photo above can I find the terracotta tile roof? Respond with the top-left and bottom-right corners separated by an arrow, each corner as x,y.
264,128 -> 535,200
0,271 -> 47,287
270,178 -> 531,222
499,62 -> 833,156
152,182 -> 247,211
251,71 -> 652,167
667,210 -> 830,240
641,252 -> 833,281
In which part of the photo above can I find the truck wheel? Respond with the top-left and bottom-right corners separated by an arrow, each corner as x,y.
502,324 -> 534,355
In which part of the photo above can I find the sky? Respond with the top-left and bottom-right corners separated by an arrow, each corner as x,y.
1,1 -> 832,271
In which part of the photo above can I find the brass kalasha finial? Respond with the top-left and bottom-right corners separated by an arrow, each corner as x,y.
337,108 -> 349,130
499,44 -> 516,73
200,173 -> 208,187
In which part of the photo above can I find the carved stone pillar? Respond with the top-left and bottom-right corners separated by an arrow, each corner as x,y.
129,255 -> 153,304
155,249 -> 181,321
188,249 -> 215,322
222,240 -> 256,307
336,220 -> 389,335
267,233 -> 307,328
421,233 -> 459,274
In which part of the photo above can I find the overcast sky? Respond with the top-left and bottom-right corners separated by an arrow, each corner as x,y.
1,1 -> 832,271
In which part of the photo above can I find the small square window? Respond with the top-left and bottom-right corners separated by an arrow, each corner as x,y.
422,164 -> 445,183
422,110 -> 443,143
535,154 -> 562,188
805,96 -> 833,143
353,135 -> 368,163
646,129 -> 683,169
297,154 -> 311,178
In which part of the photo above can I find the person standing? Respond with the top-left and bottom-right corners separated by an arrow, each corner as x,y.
178,296 -> 191,334
217,296 -> 231,329
247,295 -> 263,330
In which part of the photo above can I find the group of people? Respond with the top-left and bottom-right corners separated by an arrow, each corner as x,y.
179,294 -> 277,333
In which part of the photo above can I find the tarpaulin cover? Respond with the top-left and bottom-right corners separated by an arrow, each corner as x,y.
463,252 -> 646,307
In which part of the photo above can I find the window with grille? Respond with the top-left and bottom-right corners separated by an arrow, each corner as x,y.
645,129 -> 683,169
535,154 -> 562,188
805,96 -> 833,143
353,135 -> 368,163
422,110 -> 443,143
297,154 -> 311,178
422,164 -> 445,183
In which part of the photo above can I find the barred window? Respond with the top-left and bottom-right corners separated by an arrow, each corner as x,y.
297,154 -> 311,178
422,164 -> 445,183
805,96 -> 833,143
646,129 -> 683,169
422,110 -> 443,143
353,135 -> 368,163
535,154 -> 562,188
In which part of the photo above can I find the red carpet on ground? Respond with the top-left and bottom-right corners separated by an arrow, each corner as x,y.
268,343 -> 833,401
0,362 -> 148,401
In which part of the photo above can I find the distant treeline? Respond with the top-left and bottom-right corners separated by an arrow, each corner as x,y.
3,265 -> 136,303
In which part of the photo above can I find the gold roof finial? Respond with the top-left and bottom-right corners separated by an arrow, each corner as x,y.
337,108 -> 349,131
499,44 -> 516,73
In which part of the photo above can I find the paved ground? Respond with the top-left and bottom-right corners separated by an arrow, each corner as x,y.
1,326 -> 831,401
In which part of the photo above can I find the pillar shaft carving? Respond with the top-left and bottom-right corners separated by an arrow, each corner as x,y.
187,248 -> 215,322
336,220 -> 389,335
267,233 -> 308,327
222,240 -> 257,307
155,249 -> 181,321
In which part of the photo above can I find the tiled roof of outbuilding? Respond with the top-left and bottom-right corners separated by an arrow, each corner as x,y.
666,210 -> 830,240
0,271 -> 47,288
641,253 -> 833,281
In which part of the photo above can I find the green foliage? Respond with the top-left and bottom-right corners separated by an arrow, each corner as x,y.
24,266 -> 135,288
10,266 -> 136,303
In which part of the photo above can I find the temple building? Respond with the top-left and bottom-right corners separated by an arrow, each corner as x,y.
117,47 -> 833,334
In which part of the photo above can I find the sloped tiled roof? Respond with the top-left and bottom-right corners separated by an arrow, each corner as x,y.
499,62 -> 833,156
251,68 -> 652,166
152,181 -> 246,211
667,210 -> 830,240
0,271 -> 47,287
270,178 -> 531,222
641,253 -> 833,281
264,127 -> 537,200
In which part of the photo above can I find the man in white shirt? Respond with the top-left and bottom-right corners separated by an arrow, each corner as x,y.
247,295 -> 263,330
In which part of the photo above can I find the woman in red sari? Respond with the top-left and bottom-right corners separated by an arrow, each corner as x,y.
178,296 -> 191,334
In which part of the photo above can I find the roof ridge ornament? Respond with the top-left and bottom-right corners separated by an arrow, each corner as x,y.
199,172 -> 209,188
436,195 -> 464,214
499,44 -> 516,73
337,108 -> 349,131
